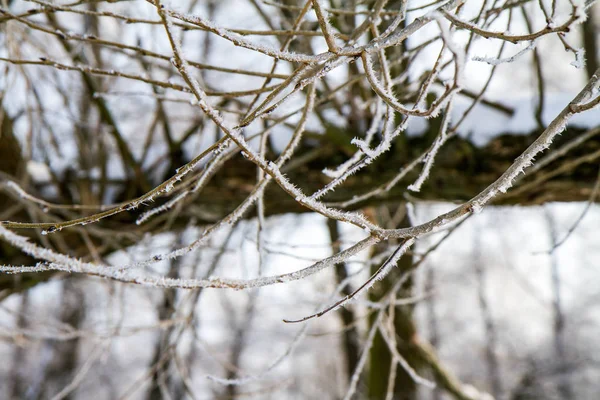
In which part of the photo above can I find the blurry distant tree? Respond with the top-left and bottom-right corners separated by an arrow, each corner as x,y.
0,0 -> 599,399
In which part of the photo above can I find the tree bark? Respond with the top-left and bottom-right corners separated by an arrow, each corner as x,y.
368,206 -> 420,400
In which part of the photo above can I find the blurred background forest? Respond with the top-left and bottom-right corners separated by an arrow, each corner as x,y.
0,0 -> 599,399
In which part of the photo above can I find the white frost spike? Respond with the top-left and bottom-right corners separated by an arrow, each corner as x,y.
352,137 -> 378,159
409,95 -> 456,192
473,41 -> 537,65
574,4 -> 588,23
136,192 -> 188,225
321,100 -> 385,181
322,167 -> 341,178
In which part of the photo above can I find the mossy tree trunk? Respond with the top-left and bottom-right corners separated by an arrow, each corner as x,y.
368,206 -> 422,400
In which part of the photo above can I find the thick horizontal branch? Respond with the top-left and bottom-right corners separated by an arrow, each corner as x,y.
189,127 -> 600,220
1,126 -> 598,293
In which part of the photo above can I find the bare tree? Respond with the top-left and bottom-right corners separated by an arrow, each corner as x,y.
0,0 -> 599,398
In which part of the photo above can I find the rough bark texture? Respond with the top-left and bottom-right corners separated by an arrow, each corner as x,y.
367,249 -> 418,400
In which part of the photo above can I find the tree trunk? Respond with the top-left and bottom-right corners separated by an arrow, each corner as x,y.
368,206 -> 420,400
